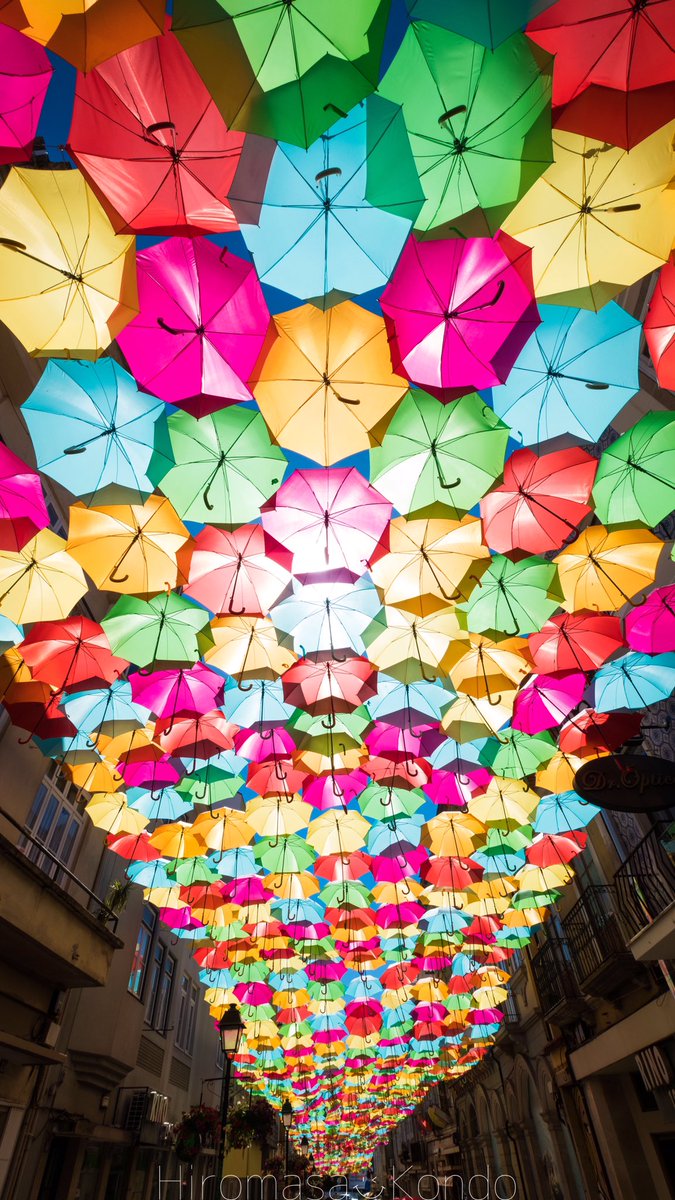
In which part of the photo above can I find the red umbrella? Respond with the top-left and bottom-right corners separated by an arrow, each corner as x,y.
528,612 -> 624,673
246,758 -> 307,796
281,655 -> 378,717
528,0 -> 675,149
527,830 -> 587,867
4,679 -> 76,741
155,709 -> 236,759
314,851 -> 371,881
184,523 -> 292,616
20,617 -> 125,693
0,442 -> 49,551
645,255 -> 675,389
480,446 -> 597,554
107,831 -> 160,861
67,26 -> 268,235
558,707 -> 642,753
422,855 -> 483,890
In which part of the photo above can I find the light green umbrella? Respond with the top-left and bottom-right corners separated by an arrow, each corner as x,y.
156,406 -> 287,526
102,592 -> 214,668
463,554 -> 562,636
593,412 -> 675,527
480,728 -> 556,778
370,390 -> 509,517
379,22 -> 552,235
254,833 -> 317,874
358,783 -> 425,820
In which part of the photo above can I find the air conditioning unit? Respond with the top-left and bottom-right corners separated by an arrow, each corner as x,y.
124,1090 -> 149,1132
148,1091 -> 169,1124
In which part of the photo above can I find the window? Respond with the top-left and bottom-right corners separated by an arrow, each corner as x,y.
175,974 -> 199,1055
21,763 -> 86,881
128,904 -> 156,998
145,942 -> 175,1033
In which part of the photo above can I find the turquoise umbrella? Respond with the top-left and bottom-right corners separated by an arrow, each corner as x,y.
593,651 -> 675,713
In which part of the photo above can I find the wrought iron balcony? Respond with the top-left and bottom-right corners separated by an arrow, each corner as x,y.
562,885 -> 634,994
614,823 -> 675,942
530,935 -> 585,1022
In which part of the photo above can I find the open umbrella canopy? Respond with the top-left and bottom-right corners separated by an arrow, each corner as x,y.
0,442 -> 49,553
66,496 -> 191,596
554,526 -> 664,612
405,0 -> 556,48
481,447 -> 597,554
0,24 -> 52,165
592,412 -> 675,527
462,554 -> 562,637
0,0 -> 165,72
102,592 -> 214,668
645,255 -> 675,389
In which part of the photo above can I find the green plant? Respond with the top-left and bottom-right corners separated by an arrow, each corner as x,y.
227,1098 -> 276,1149
174,1105 -> 221,1162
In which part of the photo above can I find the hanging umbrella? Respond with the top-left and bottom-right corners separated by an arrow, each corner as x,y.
156,405 -> 286,526
118,239 -> 271,415
66,495 -> 191,596
512,671 -> 586,734
23,359 -> 173,506
484,302 -> 640,445
364,605 -> 469,684
282,655 -> 378,717
370,390 -> 509,519
592,412 -> 675,527
173,0 -> 390,149
251,303 -> 407,466
441,693 -> 515,743
20,616 -> 124,693
0,167 -> 137,358
379,22 -> 552,235
502,123 -> 675,309
129,664 -> 225,720
0,24 -> 52,165
449,635 -> 531,706
0,442 -> 49,552
480,728 -> 556,778
480,446 -> 597,554
0,530 -> 87,624
224,678 -> 295,729
626,586 -> 675,654
261,468 -> 392,579
369,516 -> 489,614
184,524 -> 292,617
381,232 -> 539,399
554,526 -> 664,612
67,27 -> 252,236
404,0 -> 556,48
366,677 -> 455,728
102,592 -> 214,668
527,0 -> 675,149
255,833 -> 317,875
271,577 -> 381,657
645,255 -> 675,389
240,95 -> 423,306
463,555 -> 562,637
63,679 -> 146,737
593,651 -> 675,713
0,0 -> 165,72
558,707 -> 641,754
204,616 -> 295,681
528,611 -> 624,673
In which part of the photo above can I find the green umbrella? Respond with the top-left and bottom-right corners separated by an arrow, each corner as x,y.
379,22 -> 552,235
512,887 -> 561,910
592,412 -> 675,527
319,880 -> 373,907
167,856 -> 221,885
102,592 -> 214,668
288,707 -> 372,751
359,783 -> 424,820
177,767 -> 246,806
482,826 -> 533,855
156,406 -> 287,526
306,979 -> 345,1001
254,833 -> 317,874
173,0 -> 391,148
370,390 -> 509,517
463,555 -> 562,637
480,729 -> 556,778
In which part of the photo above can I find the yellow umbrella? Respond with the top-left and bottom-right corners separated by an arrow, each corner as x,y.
295,744 -> 367,776
449,634 -> 531,705
372,879 -> 424,904
370,516 -> 489,615
441,691 -> 516,742
67,496 -> 191,596
0,529 -> 88,623
473,985 -> 509,1006
423,811 -> 486,858
264,871 -> 321,900
251,302 -> 407,466
0,168 -> 137,358
85,793 -> 148,836
65,758 -> 125,793
148,821 -> 206,858
204,616 -> 296,681
515,863 -> 574,892
245,795 -> 312,838
307,810 -> 371,855
2,0 -> 165,72
554,525 -> 664,612
364,604 -> 469,684
469,778 -> 539,828
191,809 -> 254,853
411,978 -> 448,1003
503,122 -> 675,309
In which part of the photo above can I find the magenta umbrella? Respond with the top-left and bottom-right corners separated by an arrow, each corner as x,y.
129,664 -> 225,721
234,726 -> 296,762
0,26 -> 52,165
626,585 -> 675,654
261,468 -> 392,580
381,232 -> 539,400
423,766 -> 491,809
117,238 -> 270,416
0,442 -> 49,551
512,671 -> 586,735
303,769 -> 369,811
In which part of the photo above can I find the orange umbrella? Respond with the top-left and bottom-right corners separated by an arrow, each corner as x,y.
67,496 -> 191,596
555,525 -> 664,612
370,516 -> 489,615
0,0 -> 165,72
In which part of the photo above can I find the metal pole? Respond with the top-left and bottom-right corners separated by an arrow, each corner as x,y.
285,1127 -> 289,1179
216,1054 -> 232,1200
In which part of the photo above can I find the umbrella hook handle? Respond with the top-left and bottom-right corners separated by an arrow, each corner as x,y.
237,678 -> 253,692
108,566 -> 130,584
322,712 -> 337,730
274,759 -> 287,782
259,726 -> 275,740
629,591 -> 649,608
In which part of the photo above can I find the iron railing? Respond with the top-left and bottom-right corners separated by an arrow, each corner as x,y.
614,824 -> 675,941
530,935 -> 581,1018
562,885 -> 631,990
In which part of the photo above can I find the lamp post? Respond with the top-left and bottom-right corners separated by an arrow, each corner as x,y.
281,1100 -> 293,1179
216,1005 -> 244,1200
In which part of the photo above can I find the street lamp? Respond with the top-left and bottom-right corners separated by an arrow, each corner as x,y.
216,1005 -> 244,1198
281,1100 -> 293,1177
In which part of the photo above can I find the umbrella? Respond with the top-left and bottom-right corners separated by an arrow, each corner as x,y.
271,577 -> 381,657
645,255 -> 675,389
20,617 -> 124,693
62,679 -> 146,736
480,447 -> 597,554
129,664 -> 225,720
118,238 -> 271,415
463,555 -> 562,637
0,0 -> 165,72
173,0 -> 390,149
528,0 -> 675,149
484,302 -> 641,445
449,635 -> 531,705
592,412 -> 675,526
0,442 -> 49,552
370,390 -> 509,519
379,22 -> 552,235
261,468 -> 392,579
281,656 -> 378,717
255,833 -> 317,875
528,612 -> 624,673
381,232 -> 539,399
626,586 -> 675,654
558,707 -> 641,754
23,359 -> 173,506
102,592 -> 214,668
156,405 -> 286,526
404,0 -> 556,48
240,95 -> 423,306
0,167 -> 137,358
0,24 -> 51,165
369,516 -> 489,614
480,729 -> 556,778
251,303 -> 407,466
554,526 -> 664,612
204,616 -> 295,681
67,27 -> 250,236
66,496 -> 190,596
366,677 -> 455,728
224,678 -> 294,729
512,671 -> 586,734
0,530 -> 87,624
593,651 -> 675,713
184,524 -> 291,618
364,605 -> 468,684
533,792 -> 600,834
502,123 -> 675,308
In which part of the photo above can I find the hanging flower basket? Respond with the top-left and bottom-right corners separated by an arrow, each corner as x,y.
174,1105 -> 221,1162
227,1099 -> 276,1149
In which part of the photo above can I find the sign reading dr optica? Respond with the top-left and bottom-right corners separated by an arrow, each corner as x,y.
574,754 -> 675,813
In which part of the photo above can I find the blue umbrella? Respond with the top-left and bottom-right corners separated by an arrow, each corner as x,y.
62,679 -> 147,736
593,651 -> 675,713
127,787 -> 193,821
22,359 -> 174,504
345,975 -> 384,1002
127,860 -> 173,888
366,815 -> 423,855
271,576 -> 381,656
366,676 -> 456,726
240,96 -> 423,306
533,791 -> 600,834
208,846 -> 258,879
420,908 -> 472,935
223,678 -> 295,728
484,303 -> 640,445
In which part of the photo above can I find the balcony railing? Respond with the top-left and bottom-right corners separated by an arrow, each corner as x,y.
530,935 -> 584,1020
614,824 -> 675,941
562,885 -> 633,993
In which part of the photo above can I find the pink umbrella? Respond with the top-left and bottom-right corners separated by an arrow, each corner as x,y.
118,754 -> 183,791
0,441 -> 50,551
370,844 -> 429,883
512,670 -> 586,734
365,722 -> 442,763
117,238 -> 271,415
303,769 -> 369,811
626,585 -> 675,655
381,232 -> 539,400
423,766 -> 491,809
234,726 -> 296,762
0,26 -> 52,166
129,663 -> 225,721
184,523 -> 292,616
261,468 -> 392,579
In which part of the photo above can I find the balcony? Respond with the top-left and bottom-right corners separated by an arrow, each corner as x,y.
614,824 -> 675,962
562,885 -> 634,994
530,935 -> 586,1023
